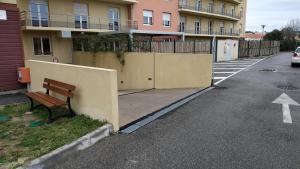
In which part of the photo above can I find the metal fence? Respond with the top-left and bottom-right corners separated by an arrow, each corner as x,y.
239,40 -> 280,58
132,40 -> 211,54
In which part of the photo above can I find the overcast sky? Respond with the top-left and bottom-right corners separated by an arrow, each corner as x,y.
246,0 -> 300,32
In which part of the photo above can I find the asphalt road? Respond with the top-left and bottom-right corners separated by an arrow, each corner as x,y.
46,52 -> 300,169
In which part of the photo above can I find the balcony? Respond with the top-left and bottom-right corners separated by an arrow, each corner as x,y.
20,11 -> 138,33
223,0 -> 242,4
181,27 -> 240,38
98,0 -> 138,4
178,4 -> 240,21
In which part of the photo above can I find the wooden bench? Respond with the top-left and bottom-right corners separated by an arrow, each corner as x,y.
26,78 -> 76,123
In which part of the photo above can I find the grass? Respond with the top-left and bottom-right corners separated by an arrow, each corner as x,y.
0,103 -> 106,169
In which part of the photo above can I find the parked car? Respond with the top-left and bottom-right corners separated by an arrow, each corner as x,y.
291,47 -> 300,67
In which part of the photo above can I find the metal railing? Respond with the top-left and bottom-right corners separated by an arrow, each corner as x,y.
178,3 -> 240,20
182,27 -> 240,36
132,40 -> 211,54
20,11 -> 138,31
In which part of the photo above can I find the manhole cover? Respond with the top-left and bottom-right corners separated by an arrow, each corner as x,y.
277,85 -> 298,91
259,68 -> 277,72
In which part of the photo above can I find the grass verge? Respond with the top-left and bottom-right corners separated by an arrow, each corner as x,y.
0,103 -> 106,169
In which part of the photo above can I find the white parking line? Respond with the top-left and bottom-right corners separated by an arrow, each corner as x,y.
214,62 -> 252,64
214,67 -> 244,70
214,72 -> 236,74
213,77 -> 226,80
213,58 -> 264,85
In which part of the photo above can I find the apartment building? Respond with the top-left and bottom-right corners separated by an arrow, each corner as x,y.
178,0 -> 247,40
127,0 -> 247,41
128,0 -> 183,41
17,0 -> 137,63
16,0 -> 246,63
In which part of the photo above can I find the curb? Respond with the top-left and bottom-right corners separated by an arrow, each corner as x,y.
19,124 -> 113,169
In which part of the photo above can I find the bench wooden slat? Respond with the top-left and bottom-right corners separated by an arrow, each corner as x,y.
43,83 -> 74,98
35,92 -> 66,106
26,92 -> 55,108
45,78 -> 76,91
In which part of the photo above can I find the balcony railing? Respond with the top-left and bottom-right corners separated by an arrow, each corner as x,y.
178,4 -> 240,20
181,27 -> 240,37
20,11 -> 138,32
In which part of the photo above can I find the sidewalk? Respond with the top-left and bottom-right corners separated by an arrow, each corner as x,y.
0,93 -> 28,106
119,88 -> 203,127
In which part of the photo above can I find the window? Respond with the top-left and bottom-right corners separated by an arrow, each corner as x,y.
179,0 -> 187,7
30,0 -> 49,27
195,0 -> 202,11
180,16 -> 185,32
73,38 -> 89,52
230,23 -> 234,35
143,10 -> 153,25
221,2 -> 225,15
208,0 -> 214,13
239,24 -> 243,34
195,17 -> 200,34
220,22 -> 224,35
208,21 -> 213,35
0,10 -> 7,20
108,8 -> 120,31
240,7 -> 243,17
163,13 -> 171,27
33,37 -> 51,55
74,3 -> 88,29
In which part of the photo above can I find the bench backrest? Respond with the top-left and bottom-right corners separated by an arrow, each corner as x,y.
43,78 -> 76,98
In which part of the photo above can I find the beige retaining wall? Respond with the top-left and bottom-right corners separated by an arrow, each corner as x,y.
154,53 -> 212,89
73,52 -> 212,90
25,60 -> 119,131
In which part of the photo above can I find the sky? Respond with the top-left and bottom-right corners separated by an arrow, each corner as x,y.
246,0 -> 300,32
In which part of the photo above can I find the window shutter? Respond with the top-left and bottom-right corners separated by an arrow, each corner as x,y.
74,3 -> 88,15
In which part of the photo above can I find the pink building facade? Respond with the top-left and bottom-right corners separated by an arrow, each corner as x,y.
128,0 -> 183,41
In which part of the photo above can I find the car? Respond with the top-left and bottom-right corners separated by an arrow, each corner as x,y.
291,47 -> 300,67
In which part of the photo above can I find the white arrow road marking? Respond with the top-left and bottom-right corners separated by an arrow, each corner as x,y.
272,93 -> 300,124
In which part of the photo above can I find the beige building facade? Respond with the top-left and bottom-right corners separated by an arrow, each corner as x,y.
11,0 -> 247,64
17,0 -> 137,63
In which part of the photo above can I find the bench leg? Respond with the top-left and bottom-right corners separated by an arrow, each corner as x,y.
67,103 -> 75,117
29,97 -> 34,111
46,107 -> 53,124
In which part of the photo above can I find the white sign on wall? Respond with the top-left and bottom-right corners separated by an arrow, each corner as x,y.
0,10 -> 7,20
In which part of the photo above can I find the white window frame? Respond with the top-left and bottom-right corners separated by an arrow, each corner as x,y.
74,3 -> 89,29
29,0 -> 49,27
180,16 -> 186,32
108,8 -> 120,31
143,10 -> 153,26
162,13 -> 171,27
33,37 -> 52,56
0,10 -> 7,20
220,21 -> 224,35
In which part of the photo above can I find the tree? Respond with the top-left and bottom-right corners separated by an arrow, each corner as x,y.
264,29 -> 283,41
286,18 -> 300,32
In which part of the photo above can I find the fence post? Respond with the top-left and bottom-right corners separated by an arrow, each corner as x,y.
247,41 -> 250,57
174,40 -> 176,53
150,40 -> 152,53
269,40 -> 272,55
258,40 -> 262,56
193,40 -> 196,53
